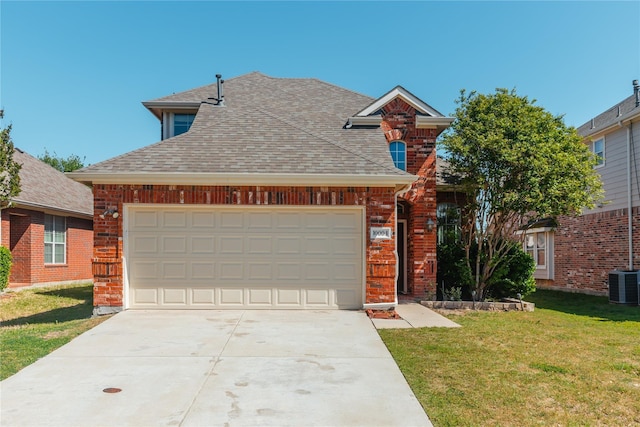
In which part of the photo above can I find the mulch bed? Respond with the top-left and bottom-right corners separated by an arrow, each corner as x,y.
366,309 -> 402,319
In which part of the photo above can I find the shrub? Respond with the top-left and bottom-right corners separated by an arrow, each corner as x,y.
436,242 -> 473,300
0,246 -> 12,291
437,240 -> 536,301
486,242 -> 536,299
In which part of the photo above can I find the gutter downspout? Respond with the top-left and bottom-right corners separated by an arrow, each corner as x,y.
392,183 -> 414,305
628,123 -> 634,271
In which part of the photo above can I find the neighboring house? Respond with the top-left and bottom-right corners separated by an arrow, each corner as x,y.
0,149 -> 93,288
523,81 -> 640,295
69,72 -> 455,313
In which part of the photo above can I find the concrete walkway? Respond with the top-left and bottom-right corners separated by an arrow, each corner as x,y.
371,303 -> 461,329
1,310 -> 432,427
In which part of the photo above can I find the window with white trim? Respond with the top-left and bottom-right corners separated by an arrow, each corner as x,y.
592,137 -> 604,167
44,214 -> 66,264
525,232 -> 546,268
389,141 -> 406,171
162,112 -> 197,139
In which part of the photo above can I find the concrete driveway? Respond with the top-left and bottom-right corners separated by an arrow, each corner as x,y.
1,310 -> 432,426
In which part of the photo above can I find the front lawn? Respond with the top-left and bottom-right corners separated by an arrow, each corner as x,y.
380,290 -> 640,426
0,283 -> 110,380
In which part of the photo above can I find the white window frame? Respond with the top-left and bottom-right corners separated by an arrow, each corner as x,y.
517,226 -> 554,280
524,231 -> 547,269
44,214 -> 66,265
162,111 -> 197,140
592,137 -> 605,168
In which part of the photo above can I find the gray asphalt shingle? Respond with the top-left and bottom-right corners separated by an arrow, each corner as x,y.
12,149 -> 93,217
76,72 -> 408,178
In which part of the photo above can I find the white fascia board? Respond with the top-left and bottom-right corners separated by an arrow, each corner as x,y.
356,87 -> 443,118
67,172 -> 418,188
415,116 -> 455,129
142,101 -> 202,119
141,101 -> 202,110
515,226 -> 555,235
10,200 -> 93,220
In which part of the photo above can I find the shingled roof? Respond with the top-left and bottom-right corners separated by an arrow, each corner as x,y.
71,72 -> 415,186
12,149 -> 93,218
577,94 -> 640,137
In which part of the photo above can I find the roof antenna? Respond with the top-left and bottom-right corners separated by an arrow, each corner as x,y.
633,79 -> 639,107
216,74 -> 225,106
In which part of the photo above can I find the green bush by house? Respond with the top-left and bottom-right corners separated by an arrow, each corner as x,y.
0,246 -> 12,291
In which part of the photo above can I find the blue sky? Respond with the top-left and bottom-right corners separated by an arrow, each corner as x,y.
1,1 -> 639,166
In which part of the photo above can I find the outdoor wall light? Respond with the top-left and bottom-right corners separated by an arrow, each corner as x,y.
426,217 -> 435,232
99,209 -> 119,219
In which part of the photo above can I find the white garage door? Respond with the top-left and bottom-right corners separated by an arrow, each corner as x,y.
125,205 -> 364,309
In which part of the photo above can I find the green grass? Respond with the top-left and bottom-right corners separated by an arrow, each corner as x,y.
0,283 -> 110,380
380,290 -> 640,427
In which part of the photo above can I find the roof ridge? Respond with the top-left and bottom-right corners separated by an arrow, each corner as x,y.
254,106 -> 407,176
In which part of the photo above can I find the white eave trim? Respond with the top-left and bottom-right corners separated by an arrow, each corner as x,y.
67,172 -> 418,188
142,101 -> 202,110
356,86 -> 444,118
346,115 -> 454,130
416,116 -> 455,129
10,200 -> 93,220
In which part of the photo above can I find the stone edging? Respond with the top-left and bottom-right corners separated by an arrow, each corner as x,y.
421,299 -> 534,312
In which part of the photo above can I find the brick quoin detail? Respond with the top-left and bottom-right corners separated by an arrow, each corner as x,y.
1,207 -> 93,288
539,207 -> 640,295
381,98 -> 439,299
92,185 -> 397,308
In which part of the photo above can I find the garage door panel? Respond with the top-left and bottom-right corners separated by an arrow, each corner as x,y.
248,289 -> 272,305
220,236 -> 243,254
220,212 -> 243,228
163,288 -> 187,304
220,288 -> 244,305
191,262 -> 215,279
162,236 -> 187,253
277,289 -> 301,305
132,288 -> 158,305
191,288 -> 215,305
191,236 -> 215,254
192,211 -> 215,227
162,211 -> 187,228
127,206 -> 363,309
306,289 -> 330,305
247,236 -> 272,254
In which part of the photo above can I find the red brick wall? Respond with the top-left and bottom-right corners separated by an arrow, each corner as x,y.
92,184 -> 397,308
540,206 -> 640,295
381,98 -> 439,299
1,207 -> 93,288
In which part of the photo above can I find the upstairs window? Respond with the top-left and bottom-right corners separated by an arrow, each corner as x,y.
173,113 -> 196,136
162,112 -> 197,139
592,137 -> 604,167
44,214 -> 66,264
389,141 -> 406,171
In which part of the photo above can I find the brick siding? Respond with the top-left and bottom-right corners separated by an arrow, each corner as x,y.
1,207 -> 93,287
381,98 -> 439,299
540,206 -> 640,295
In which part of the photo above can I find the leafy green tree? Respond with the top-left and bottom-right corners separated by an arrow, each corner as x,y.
0,125 -> 21,207
440,88 -> 603,300
38,149 -> 86,172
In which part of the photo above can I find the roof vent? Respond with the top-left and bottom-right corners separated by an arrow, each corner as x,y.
634,79 -> 639,107
216,74 -> 225,106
